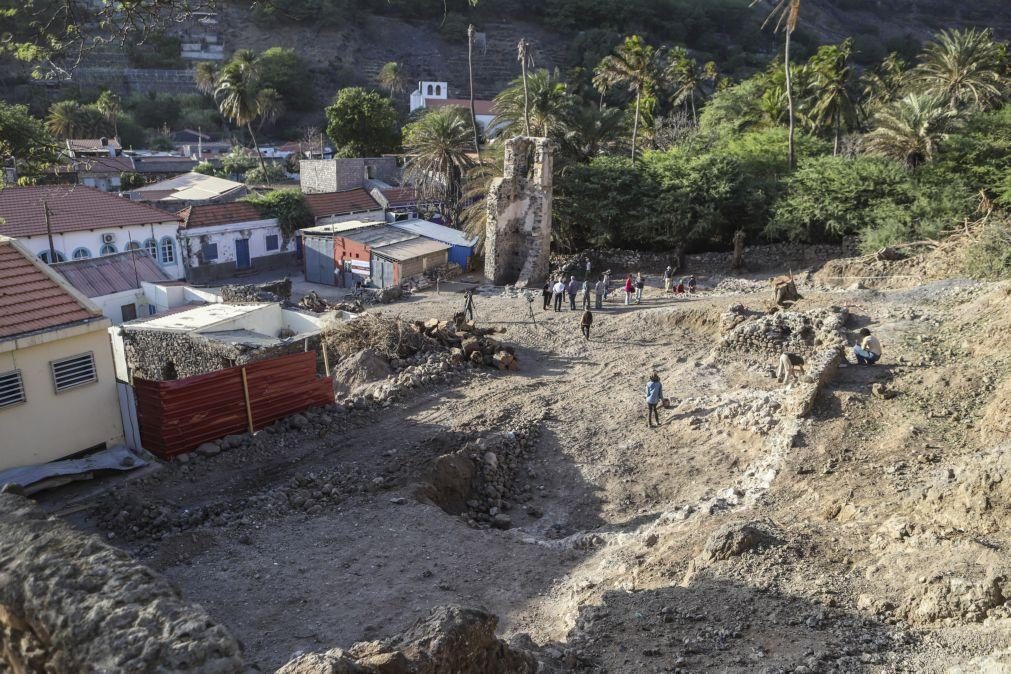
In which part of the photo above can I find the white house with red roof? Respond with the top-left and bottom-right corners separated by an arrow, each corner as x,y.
408,80 -> 500,136
0,185 -> 184,278
0,236 -> 124,470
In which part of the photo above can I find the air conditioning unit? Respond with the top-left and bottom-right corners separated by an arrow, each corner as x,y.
101,232 -> 116,244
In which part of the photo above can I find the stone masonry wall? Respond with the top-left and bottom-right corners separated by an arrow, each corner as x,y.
299,158 -> 398,193
0,493 -> 242,673
484,137 -> 552,287
685,238 -> 862,275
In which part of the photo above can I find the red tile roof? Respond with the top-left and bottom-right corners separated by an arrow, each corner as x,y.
381,186 -> 422,207
303,188 -> 381,218
0,238 -> 99,339
62,156 -> 136,174
51,250 -> 170,298
0,185 -> 180,238
425,98 -> 495,116
179,202 -> 265,229
67,138 -> 122,152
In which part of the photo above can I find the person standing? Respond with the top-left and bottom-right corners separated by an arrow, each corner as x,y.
854,328 -> 882,365
542,280 -> 552,311
463,289 -> 476,321
603,270 -> 612,300
646,372 -> 663,428
552,278 -> 566,312
580,309 -> 593,341
662,265 -> 673,296
624,275 -> 634,305
594,278 -> 604,309
581,279 -> 592,309
635,272 -> 645,304
585,257 -> 592,279
567,275 -> 579,310
688,275 -> 697,294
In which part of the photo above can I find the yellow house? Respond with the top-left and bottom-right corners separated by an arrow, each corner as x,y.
0,236 -> 124,471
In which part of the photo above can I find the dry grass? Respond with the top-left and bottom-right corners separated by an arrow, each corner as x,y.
321,314 -> 428,360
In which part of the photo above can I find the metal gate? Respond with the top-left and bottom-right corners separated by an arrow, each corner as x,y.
303,235 -> 335,285
372,255 -> 395,288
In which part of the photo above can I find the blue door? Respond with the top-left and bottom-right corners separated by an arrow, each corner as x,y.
235,238 -> 250,269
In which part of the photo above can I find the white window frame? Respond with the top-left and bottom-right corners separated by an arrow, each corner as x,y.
100,243 -> 117,256
72,247 -> 92,259
143,238 -> 158,258
160,236 -> 176,264
0,370 -> 26,409
50,352 -> 98,393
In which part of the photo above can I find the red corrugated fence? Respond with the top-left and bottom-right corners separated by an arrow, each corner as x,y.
134,351 -> 333,458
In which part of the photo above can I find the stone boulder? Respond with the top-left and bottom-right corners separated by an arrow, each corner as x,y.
276,605 -> 537,674
0,494 -> 242,673
698,521 -> 783,562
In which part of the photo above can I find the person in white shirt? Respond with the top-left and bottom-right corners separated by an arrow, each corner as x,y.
854,328 -> 882,365
552,278 -> 567,312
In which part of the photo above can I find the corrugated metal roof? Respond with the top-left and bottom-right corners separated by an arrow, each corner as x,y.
342,225 -> 418,248
390,218 -> 477,248
0,238 -> 99,339
300,220 -> 383,236
131,172 -> 245,201
51,250 -> 171,298
372,237 -> 451,262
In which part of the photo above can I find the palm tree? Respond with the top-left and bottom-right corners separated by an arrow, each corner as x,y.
860,52 -> 909,115
46,100 -> 82,138
666,47 -> 705,125
194,62 -> 219,95
467,25 -> 482,162
96,91 -> 121,138
809,38 -> 858,154
517,38 -> 534,135
560,102 -> 626,163
403,107 -> 476,223
593,35 -> 659,161
255,88 -> 285,132
865,93 -> 959,168
377,61 -> 409,97
752,0 -> 801,170
492,68 -> 573,139
915,28 -> 1005,112
214,59 -> 273,184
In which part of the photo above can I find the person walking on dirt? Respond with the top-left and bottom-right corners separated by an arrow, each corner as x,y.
663,265 -> 674,296
567,276 -> 579,311
463,289 -> 476,321
580,309 -> 593,341
624,275 -> 634,305
646,372 -> 664,428
542,280 -> 552,311
854,327 -> 882,365
594,278 -> 604,310
581,279 -> 592,309
552,278 -> 566,312
635,273 -> 645,304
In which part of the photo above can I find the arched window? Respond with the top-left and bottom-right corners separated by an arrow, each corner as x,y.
435,84 -> 442,96
38,250 -> 67,263
100,243 -> 117,255
159,237 -> 175,264
426,84 -> 433,96
72,247 -> 92,260
125,241 -> 141,251
143,238 -> 157,257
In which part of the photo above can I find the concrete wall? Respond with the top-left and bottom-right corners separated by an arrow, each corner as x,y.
0,324 -> 124,470
299,159 -> 398,193
23,221 -> 184,279
94,288 -> 150,325
316,209 -> 385,226
179,219 -> 297,284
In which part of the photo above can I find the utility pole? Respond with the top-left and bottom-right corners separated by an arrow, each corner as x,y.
43,201 -> 57,263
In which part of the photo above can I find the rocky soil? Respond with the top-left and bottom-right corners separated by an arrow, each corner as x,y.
34,265 -> 1011,672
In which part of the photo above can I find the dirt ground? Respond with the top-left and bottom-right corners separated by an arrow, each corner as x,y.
52,267 -> 1011,672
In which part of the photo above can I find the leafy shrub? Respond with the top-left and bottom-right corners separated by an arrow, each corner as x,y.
244,188 -> 313,243
962,219 -> 1011,280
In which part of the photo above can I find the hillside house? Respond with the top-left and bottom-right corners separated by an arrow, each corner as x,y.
51,250 -> 173,324
66,137 -> 122,159
0,236 -> 124,471
0,185 -> 184,278
303,189 -> 385,225
408,81 -> 499,135
177,202 -> 296,283
52,156 -> 136,192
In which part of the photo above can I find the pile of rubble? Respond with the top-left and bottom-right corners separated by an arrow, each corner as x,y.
718,306 -> 848,358
277,605 -> 538,674
710,278 -> 769,295
220,278 -> 292,303
416,424 -> 541,530
297,290 -> 364,314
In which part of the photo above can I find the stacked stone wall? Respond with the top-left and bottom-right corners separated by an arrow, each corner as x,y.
0,494 -> 242,673
299,158 -> 399,194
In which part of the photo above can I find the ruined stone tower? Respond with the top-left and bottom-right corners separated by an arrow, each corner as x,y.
484,137 -> 552,287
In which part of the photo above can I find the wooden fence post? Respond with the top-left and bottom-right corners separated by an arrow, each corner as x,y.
322,343 -> 330,375
240,366 -> 254,434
